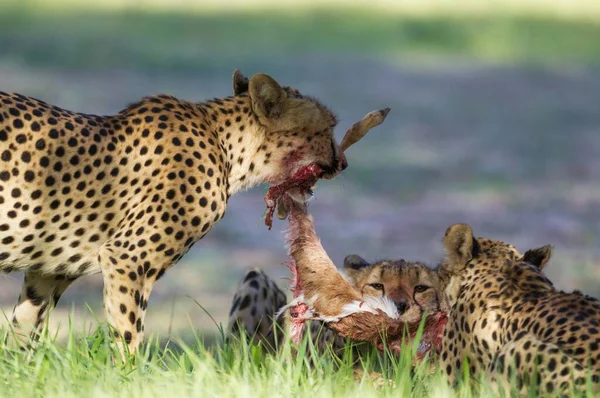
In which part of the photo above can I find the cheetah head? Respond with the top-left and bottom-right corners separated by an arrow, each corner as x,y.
233,70 -> 345,202
343,255 -> 449,325
440,223 -> 554,308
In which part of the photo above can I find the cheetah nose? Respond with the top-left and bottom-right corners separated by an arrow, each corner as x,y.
340,157 -> 348,171
339,153 -> 348,171
395,301 -> 409,314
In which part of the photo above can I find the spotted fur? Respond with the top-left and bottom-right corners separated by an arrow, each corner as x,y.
0,71 -> 345,354
439,223 -> 600,395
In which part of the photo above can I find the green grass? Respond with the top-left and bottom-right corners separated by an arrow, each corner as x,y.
1,3 -> 600,72
0,2 -> 598,395
0,322 -> 596,398
0,325 -> 449,398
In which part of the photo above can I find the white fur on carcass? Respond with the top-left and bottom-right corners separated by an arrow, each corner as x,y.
276,295 -> 400,322
275,293 -> 317,344
280,203 -> 400,344
275,294 -> 317,320
277,289 -> 401,344
336,296 -> 400,320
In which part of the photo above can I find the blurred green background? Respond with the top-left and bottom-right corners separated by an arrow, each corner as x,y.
0,0 -> 599,343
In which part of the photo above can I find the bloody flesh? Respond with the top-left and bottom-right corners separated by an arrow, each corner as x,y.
282,260 -> 312,344
373,312 -> 449,358
264,163 -> 323,229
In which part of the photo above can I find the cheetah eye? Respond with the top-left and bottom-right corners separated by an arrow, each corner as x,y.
414,285 -> 429,293
369,283 -> 384,291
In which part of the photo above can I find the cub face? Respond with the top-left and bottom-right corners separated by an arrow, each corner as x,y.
343,255 -> 449,324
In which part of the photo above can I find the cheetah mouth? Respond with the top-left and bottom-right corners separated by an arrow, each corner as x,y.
378,311 -> 448,359
263,163 -> 327,230
262,107 -> 390,230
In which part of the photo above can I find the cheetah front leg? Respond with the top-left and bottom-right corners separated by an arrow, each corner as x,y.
9,272 -> 76,347
99,243 -> 160,358
98,193 -> 212,358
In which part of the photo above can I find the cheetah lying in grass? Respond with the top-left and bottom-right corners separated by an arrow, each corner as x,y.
439,223 -> 600,395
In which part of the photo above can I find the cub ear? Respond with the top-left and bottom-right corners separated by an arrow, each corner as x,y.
343,254 -> 370,271
232,69 -> 249,95
522,245 -> 552,269
248,73 -> 286,123
442,223 -> 478,271
343,254 -> 371,282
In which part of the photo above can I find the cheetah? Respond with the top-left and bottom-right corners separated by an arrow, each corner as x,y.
227,255 -> 448,356
439,223 -> 600,395
0,70 -> 348,354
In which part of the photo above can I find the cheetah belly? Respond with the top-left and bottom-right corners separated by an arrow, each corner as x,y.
0,163 -> 119,277
0,187 -> 105,276
0,236 -> 102,276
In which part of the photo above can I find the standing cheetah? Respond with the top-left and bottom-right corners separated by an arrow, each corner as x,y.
0,70 -> 348,354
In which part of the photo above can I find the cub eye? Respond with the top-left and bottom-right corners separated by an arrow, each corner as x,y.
414,285 -> 429,293
369,283 -> 384,291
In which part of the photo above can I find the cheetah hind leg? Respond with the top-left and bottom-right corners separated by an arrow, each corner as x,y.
226,268 -> 287,352
489,333 -> 597,396
8,272 -> 76,350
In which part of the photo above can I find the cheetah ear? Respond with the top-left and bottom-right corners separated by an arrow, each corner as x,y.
248,73 -> 286,123
442,223 -> 479,271
232,69 -> 249,95
343,254 -> 371,281
343,254 -> 370,271
522,245 -> 552,269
